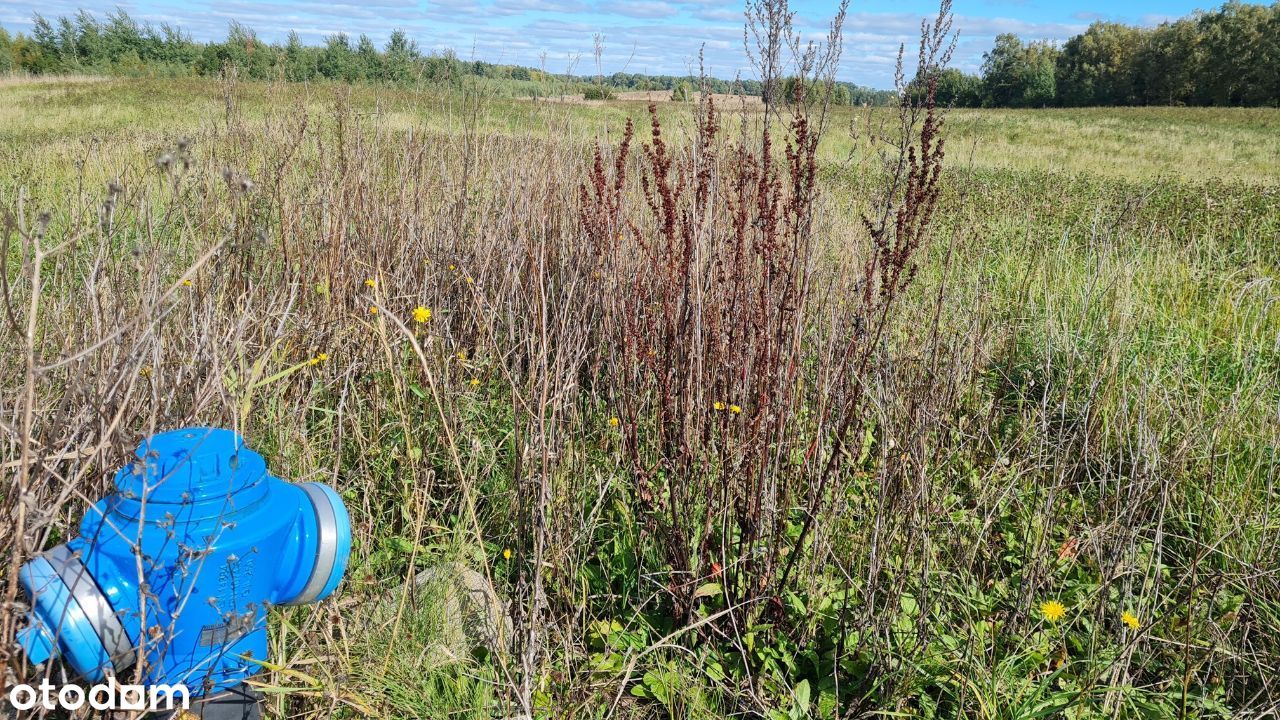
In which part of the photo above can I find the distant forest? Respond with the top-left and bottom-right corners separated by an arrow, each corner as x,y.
926,1 -> 1279,107
0,1 -> 1277,107
0,11 -> 893,104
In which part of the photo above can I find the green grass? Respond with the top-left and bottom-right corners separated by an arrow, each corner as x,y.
2,75 -> 1277,719
4,78 -> 1278,185
922,106 -> 1280,183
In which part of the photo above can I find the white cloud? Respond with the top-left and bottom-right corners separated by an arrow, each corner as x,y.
0,0 -> 1122,87
596,1 -> 677,19
690,7 -> 738,22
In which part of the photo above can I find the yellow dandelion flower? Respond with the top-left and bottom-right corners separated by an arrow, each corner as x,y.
729,404 -> 742,414
448,264 -> 456,271
413,306 -> 432,323
1121,610 -> 1140,630
502,548 -> 512,560
469,378 -> 481,387
457,351 -> 467,361
364,278 -> 377,288
308,357 -> 320,366
609,416 -> 620,427
139,366 -> 153,378
713,401 -> 726,411
465,276 -> 474,285
182,279 -> 192,287
1040,600 -> 1067,623
368,305 -> 378,315
318,352 -> 329,361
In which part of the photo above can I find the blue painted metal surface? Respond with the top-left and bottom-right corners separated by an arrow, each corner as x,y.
16,428 -> 351,696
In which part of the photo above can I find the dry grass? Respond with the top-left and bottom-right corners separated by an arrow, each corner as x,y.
0,60 -> 1278,720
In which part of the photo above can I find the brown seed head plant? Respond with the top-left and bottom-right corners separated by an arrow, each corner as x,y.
577,0 -> 960,707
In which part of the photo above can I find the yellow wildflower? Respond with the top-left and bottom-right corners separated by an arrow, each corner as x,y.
368,305 -> 378,315
448,264 -> 456,271
469,378 -> 481,387
413,306 -> 432,323
502,548 -> 512,560
457,351 -> 467,361
1121,610 -> 1140,630
139,366 -> 152,378
729,404 -> 742,414
1040,600 -> 1067,623
609,416 -> 620,427
713,401 -> 726,411
465,276 -> 474,285
318,352 -> 329,361
365,278 -> 377,288
182,279 -> 192,287
308,357 -> 320,366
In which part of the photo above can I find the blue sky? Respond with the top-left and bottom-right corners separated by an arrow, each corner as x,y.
0,0 -> 1215,88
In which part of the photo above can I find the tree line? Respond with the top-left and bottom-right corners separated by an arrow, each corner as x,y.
2,3 -> 1275,107
925,1 -> 1278,107
0,10 -> 892,104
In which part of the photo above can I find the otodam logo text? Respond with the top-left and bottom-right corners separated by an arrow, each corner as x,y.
6,678 -> 190,712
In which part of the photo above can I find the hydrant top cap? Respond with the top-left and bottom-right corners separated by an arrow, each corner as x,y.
114,427 -> 268,503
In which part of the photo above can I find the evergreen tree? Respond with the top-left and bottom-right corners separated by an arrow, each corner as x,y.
355,34 -> 381,81
383,29 -> 417,83
28,15 -> 59,72
284,31 -> 318,82
319,33 -> 355,81
154,23 -> 199,69
102,9 -> 144,63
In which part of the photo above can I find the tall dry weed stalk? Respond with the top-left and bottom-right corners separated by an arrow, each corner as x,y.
578,0 -> 959,688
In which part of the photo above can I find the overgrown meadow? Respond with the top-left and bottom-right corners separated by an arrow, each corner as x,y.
1,59 -> 1278,720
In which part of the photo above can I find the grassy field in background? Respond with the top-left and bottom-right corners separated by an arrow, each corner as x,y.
4,77 -> 1278,184
1,75 -> 1278,719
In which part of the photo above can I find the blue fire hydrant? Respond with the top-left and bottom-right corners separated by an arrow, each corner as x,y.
15,427 -> 351,696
